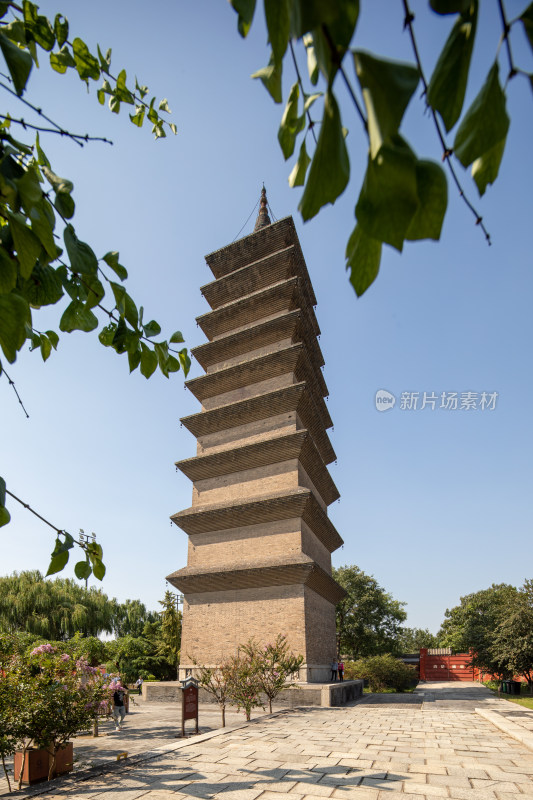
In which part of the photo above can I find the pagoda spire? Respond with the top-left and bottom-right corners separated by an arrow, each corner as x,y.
253,185 -> 271,232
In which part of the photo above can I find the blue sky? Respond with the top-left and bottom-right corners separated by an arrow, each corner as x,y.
2,1 -> 532,634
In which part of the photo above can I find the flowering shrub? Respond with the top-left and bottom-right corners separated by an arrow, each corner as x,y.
0,643 -> 111,788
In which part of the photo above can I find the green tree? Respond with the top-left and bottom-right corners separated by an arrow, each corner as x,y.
394,627 -> 440,653
157,590 -> 182,679
241,635 -> 303,713
230,1 -> 531,295
333,564 -> 407,659
439,583 -> 519,677
112,598 -> 157,638
0,570 -> 115,639
491,580 -> 533,693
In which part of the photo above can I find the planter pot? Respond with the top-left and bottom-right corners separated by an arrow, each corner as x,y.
14,742 -> 74,785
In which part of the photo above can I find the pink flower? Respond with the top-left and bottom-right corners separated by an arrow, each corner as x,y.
60,654 -> 70,662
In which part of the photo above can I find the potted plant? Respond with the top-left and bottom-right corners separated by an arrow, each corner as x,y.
3,644 -> 110,788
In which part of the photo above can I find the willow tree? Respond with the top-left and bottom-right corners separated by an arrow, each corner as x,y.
0,570 -> 116,638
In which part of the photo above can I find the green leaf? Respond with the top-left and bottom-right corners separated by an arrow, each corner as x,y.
115,68 -> 133,103
29,204 -> 57,259
288,139 -> 311,187
45,329 -> 59,348
124,293 -> 138,327
345,224 -> 382,297
147,97 -> 158,124
303,34 -> 319,85
59,299 -> 98,332
265,0 -> 291,63
471,138 -> 506,196
34,132 -> 50,168
54,14 -> 68,47
98,323 -> 116,346
128,347 -> 141,373
110,280 -> 126,315
46,549 -> 69,576
0,247 -> 17,293
74,559 -> 91,580
102,251 -> 127,280
46,533 -> 74,576
83,273 -> 105,309
140,341 -> 157,378
22,263 -> 63,307
251,51 -> 282,103
9,213 -> 41,277
54,191 -> 75,219
178,347 -> 191,376
167,354 -> 181,373
299,90 -> 349,221
230,0 -> 257,37
15,165 -> 42,211
64,224 -> 98,275
23,0 -> 55,50
289,0 -> 344,38
278,82 -> 305,160
42,165 -> 73,194
355,137 -> 419,252
111,316 -> 128,352
39,333 -> 51,361
0,505 -> 11,527
92,558 -> 105,581
49,44 -> 75,74
406,160 -> 447,241
158,97 -> 171,113
0,475 -> 6,506
0,31 -> 33,95
453,62 -> 509,169
169,330 -> 184,344
142,319 -> 161,338
72,37 -> 100,81
129,105 -> 145,128
97,44 -> 111,74
353,50 -> 419,159
154,341 -> 169,377
427,2 -> 478,132
520,3 -> 533,54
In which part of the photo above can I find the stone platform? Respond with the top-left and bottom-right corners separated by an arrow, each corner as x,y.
143,679 -> 363,707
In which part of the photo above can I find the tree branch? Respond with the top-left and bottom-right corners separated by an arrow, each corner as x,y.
0,81 -> 112,147
1,366 -> 30,417
0,113 -> 113,144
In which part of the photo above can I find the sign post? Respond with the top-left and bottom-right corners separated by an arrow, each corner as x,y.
181,676 -> 199,737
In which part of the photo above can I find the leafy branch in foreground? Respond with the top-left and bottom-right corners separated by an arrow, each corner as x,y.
0,2 -> 189,562
0,479 -> 106,581
231,0 -> 531,296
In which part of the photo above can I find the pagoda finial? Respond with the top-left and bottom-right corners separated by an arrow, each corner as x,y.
253,185 -> 271,232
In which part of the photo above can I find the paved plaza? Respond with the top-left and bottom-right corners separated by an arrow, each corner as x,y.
3,683 -> 533,800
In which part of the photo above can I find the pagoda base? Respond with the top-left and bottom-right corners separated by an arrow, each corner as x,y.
144,679 -> 363,708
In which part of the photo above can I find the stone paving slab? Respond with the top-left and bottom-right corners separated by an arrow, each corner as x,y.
3,684 -> 533,800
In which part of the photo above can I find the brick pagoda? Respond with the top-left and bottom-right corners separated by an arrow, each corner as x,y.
168,189 -> 345,682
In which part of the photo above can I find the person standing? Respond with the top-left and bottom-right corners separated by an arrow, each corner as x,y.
112,684 -> 127,731
330,659 -> 338,682
135,676 -> 143,696
338,660 -> 344,682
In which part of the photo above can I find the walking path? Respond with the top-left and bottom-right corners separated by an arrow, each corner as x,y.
3,682 -> 533,800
